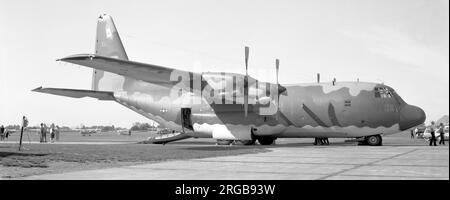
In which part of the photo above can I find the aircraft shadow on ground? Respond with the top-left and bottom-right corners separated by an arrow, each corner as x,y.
164,141 -> 429,149
155,141 -> 213,146
180,146 -> 264,151
168,141 -> 356,151
382,144 -> 435,147
270,142 -> 429,148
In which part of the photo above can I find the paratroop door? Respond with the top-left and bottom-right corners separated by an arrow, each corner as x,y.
181,108 -> 193,131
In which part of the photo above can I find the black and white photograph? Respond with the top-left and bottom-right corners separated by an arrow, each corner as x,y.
0,0 -> 448,189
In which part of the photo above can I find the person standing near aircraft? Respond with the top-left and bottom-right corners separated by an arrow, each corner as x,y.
0,125 -> 4,141
438,123 -> 445,145
4,130 -> 9,140
55,125 -> 60,141
50,123 -> 55,143
39,124 -> 42,142
429,121 -> 437,146
44,124 -> 48,143
410,129 -> 414,139
40,123 -> 45,143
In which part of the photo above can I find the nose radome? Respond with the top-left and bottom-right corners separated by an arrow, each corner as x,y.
399,105 -> 426,130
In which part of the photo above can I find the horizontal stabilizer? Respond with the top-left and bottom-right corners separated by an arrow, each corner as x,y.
58,54 -> 199,86
32,87 -> 115,100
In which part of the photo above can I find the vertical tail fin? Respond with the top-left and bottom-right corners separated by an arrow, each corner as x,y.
91,14 -> 129,91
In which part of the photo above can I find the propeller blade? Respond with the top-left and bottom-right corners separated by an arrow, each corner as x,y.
276,59 -> 279,85
244,46 -> 249,117
244,77 -> 248,117
245,46 -> 249,75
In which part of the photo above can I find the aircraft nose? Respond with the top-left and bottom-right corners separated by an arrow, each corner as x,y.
399,105 -> 426,131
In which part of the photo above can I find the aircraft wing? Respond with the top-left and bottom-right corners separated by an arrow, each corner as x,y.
58,54 -> 199,86
32,87 -> 115,100
56,54 -> 286,107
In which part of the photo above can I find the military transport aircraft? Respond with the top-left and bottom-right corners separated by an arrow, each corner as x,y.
33,14 -> 426,146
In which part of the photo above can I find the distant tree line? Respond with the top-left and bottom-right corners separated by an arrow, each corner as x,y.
130,122 -> 157,131
88,125 -> 116,132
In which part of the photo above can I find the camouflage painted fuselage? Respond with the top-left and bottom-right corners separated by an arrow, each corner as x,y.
112,77 -> 424,140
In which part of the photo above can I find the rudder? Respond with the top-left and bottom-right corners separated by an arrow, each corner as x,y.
92,14 -> 129,91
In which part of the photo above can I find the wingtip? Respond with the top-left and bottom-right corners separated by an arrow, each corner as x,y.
57,54 -> 96,62
32,86 -> 43,92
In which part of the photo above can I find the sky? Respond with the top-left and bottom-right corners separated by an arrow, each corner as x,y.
0,0 -> 448,128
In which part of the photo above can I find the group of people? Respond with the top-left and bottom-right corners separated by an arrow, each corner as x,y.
39,123 -> 60,143
314,137 -> 329,145
427,122 -> 446,146
0,125 -> 10,141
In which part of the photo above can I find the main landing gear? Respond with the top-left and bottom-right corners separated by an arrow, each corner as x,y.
216,139 -> 233,145
358,134 -> 383,146
215,127 -> 277,146
256,137 -> 276,145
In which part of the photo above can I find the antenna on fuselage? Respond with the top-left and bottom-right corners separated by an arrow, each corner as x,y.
244,46 -> 250,117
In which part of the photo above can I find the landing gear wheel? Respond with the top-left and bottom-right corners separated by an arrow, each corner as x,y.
237,139 -> 256,145
257,137 -> 276,145
365,135 -> 382,146
216,140 -> 233,145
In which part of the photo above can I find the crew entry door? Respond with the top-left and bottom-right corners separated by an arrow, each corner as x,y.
181,108 -> 193,133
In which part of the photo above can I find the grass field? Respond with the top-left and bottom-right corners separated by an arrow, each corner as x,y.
0,131 -> 267,178
5,130 -> 153,143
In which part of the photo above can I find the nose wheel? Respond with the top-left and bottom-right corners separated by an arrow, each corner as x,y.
359,135 -> 383,146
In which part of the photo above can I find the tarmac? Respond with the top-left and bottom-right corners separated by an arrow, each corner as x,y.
24,139 -> 449,180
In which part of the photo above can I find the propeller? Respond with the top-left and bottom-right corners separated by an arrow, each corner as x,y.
244,46 -> 249,117
274,59 -> 283,120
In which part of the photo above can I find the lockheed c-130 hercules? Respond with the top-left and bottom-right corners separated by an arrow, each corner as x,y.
33,14 -> 426,146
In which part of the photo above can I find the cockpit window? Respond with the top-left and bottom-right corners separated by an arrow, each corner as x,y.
375,87 -> 393,98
